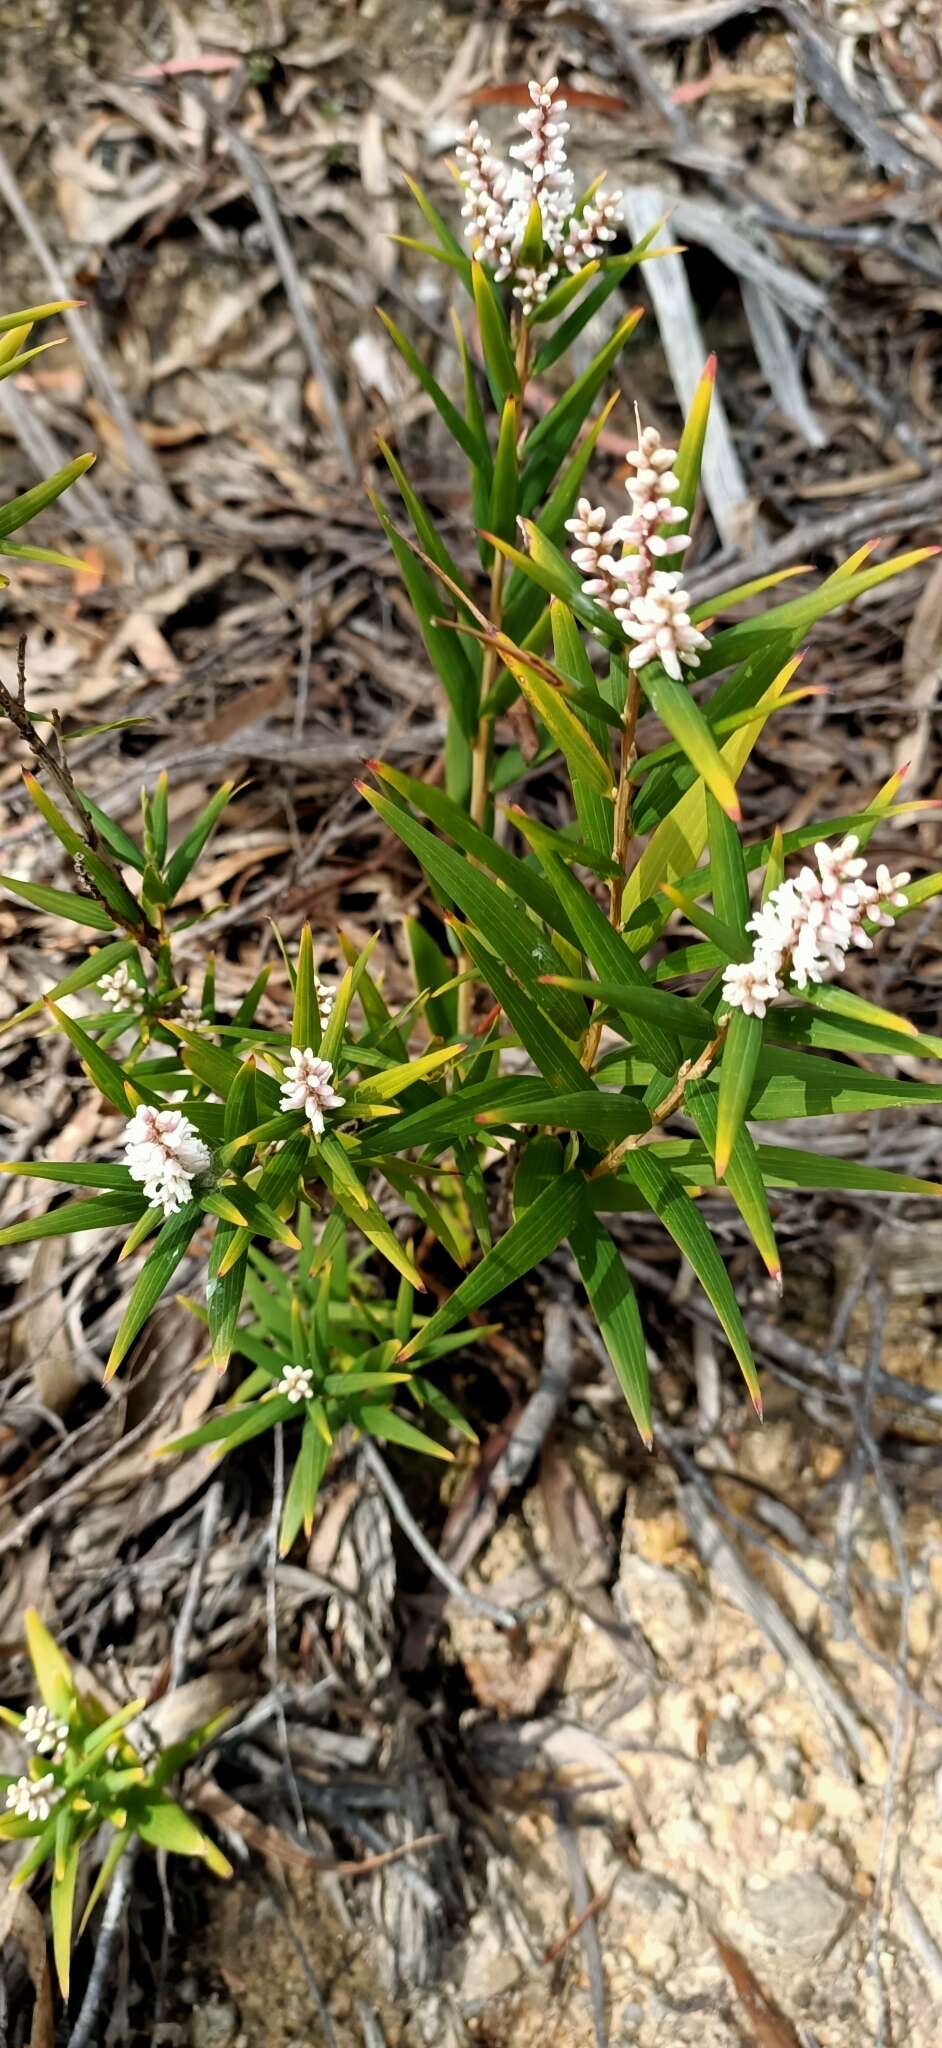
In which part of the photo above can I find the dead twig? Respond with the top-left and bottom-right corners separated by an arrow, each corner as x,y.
191,75 -> 356,480
65,1843 -> 139,2048
359,1436 -> 519,1631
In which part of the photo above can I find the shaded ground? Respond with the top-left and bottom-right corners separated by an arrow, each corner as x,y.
1,2 -> 942,2043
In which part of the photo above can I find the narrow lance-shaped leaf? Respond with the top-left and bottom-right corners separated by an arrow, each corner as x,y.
376,307 -> 488,469
620,1148 -> 761,1415
471,258 -> 520,405
398,1173 -> 586,1361
570,1202 -> 652,1445
105,1204 -> 202,1381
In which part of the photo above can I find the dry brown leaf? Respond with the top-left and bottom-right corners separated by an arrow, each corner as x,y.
0,1887 -> 54,2048
464,1641 -> 566,1718
712,1930 -> 803,2045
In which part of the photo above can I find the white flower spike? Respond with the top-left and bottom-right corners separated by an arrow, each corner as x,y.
279,1048 -> 344,1136
564,416 -> 709,680
722,836 -> 909,1019
456,78 -> 622,312
124,1106 -> 211,1217
21,1703 -> 69,1762
98,961 -> 138,1010
277,1364 -> 315,1404
5,1772 -> 60,1823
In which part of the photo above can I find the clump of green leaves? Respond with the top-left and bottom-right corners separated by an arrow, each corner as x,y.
165,1209 -> 482,1553
0,1611 -> 231,1996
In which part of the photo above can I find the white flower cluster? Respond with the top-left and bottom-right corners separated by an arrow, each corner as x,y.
21,1703 -> 69,1763
277,1363 -> 315,1404
315,978 -> 335,1031
124,1104 -> 211,1216
5,1771 -> 61,1823
564,422 -> 710,681
98,961 -> 140,1011
456,78 -> 621,312
279,1048 -> 344,1136
722,835 -> 910,1021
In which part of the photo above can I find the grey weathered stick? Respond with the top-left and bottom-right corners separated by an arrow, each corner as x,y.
192,80 -> 355,479
741,283 -> 828,451
65,1843 -> 140,2048
621,187 -> 759,551
170,1483 -> 224,1689
359,1437 -> 518,1630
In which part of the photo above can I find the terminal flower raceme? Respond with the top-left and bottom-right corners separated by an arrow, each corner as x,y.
456,77 -> 622,313
279,1048 -> 344,1135
124,1105 -> 211,1216
722,836 -> 910,1021
21,1703 -> 69,1762
277,1364 -> 315,1404
5,1772 -> 60,1823
564,421 -> 709,681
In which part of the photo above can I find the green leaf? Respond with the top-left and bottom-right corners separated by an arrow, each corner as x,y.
670,355 -> 714,528
542,973 -> 715,1044
370,760 -> 580,945
3,938 -> 136,1030
748,1044 -> 942,1119
105,1204 -> 202,1380
570,1202 -> 651,1444
224,1056 -> 258,1143
353,1041 -> 466,1102
0,871 -> 115,931
0,1159 -> 134,1189
526,257 -> 600,325
624,656 -> 799,938
359,780 -> 585,1040
351,1400 -> 453,1461
457,922 -> 589,1092
24,1609 -> 73,1716
135,1796 -> 232,1874
376,308 -> 487,469
292,923 -> 321,1050
368,494 -> 479,738
515,837 -> 678,1073
22,775 -> 144,929
207,1223 -> 248,1371
531,232 -> 664,373
402,172 -> 472,274
621,1149 -> 761,1412
686,1075 -> 780,1280
489,395 -> 520,544
0,1190 -> 146,1248
752,1144 -> 942,1199
406,918 -> 458,1039
500,643 -> 612,794
0,454 -> 95,540
398,1174 -> 586,1360
714,1008 -> 763,1181
45,997 -> 147,1112
549,599 -> 613,858
279,1417 -> 330,1553
164,782 -> 236,900
640,670 -> 740,822
51,1831 -> 81,1996
471,259 -> 520,403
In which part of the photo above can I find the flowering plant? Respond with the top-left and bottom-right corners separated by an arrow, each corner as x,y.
363,77 -> 942,1438
0,1612 -> 231,1997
